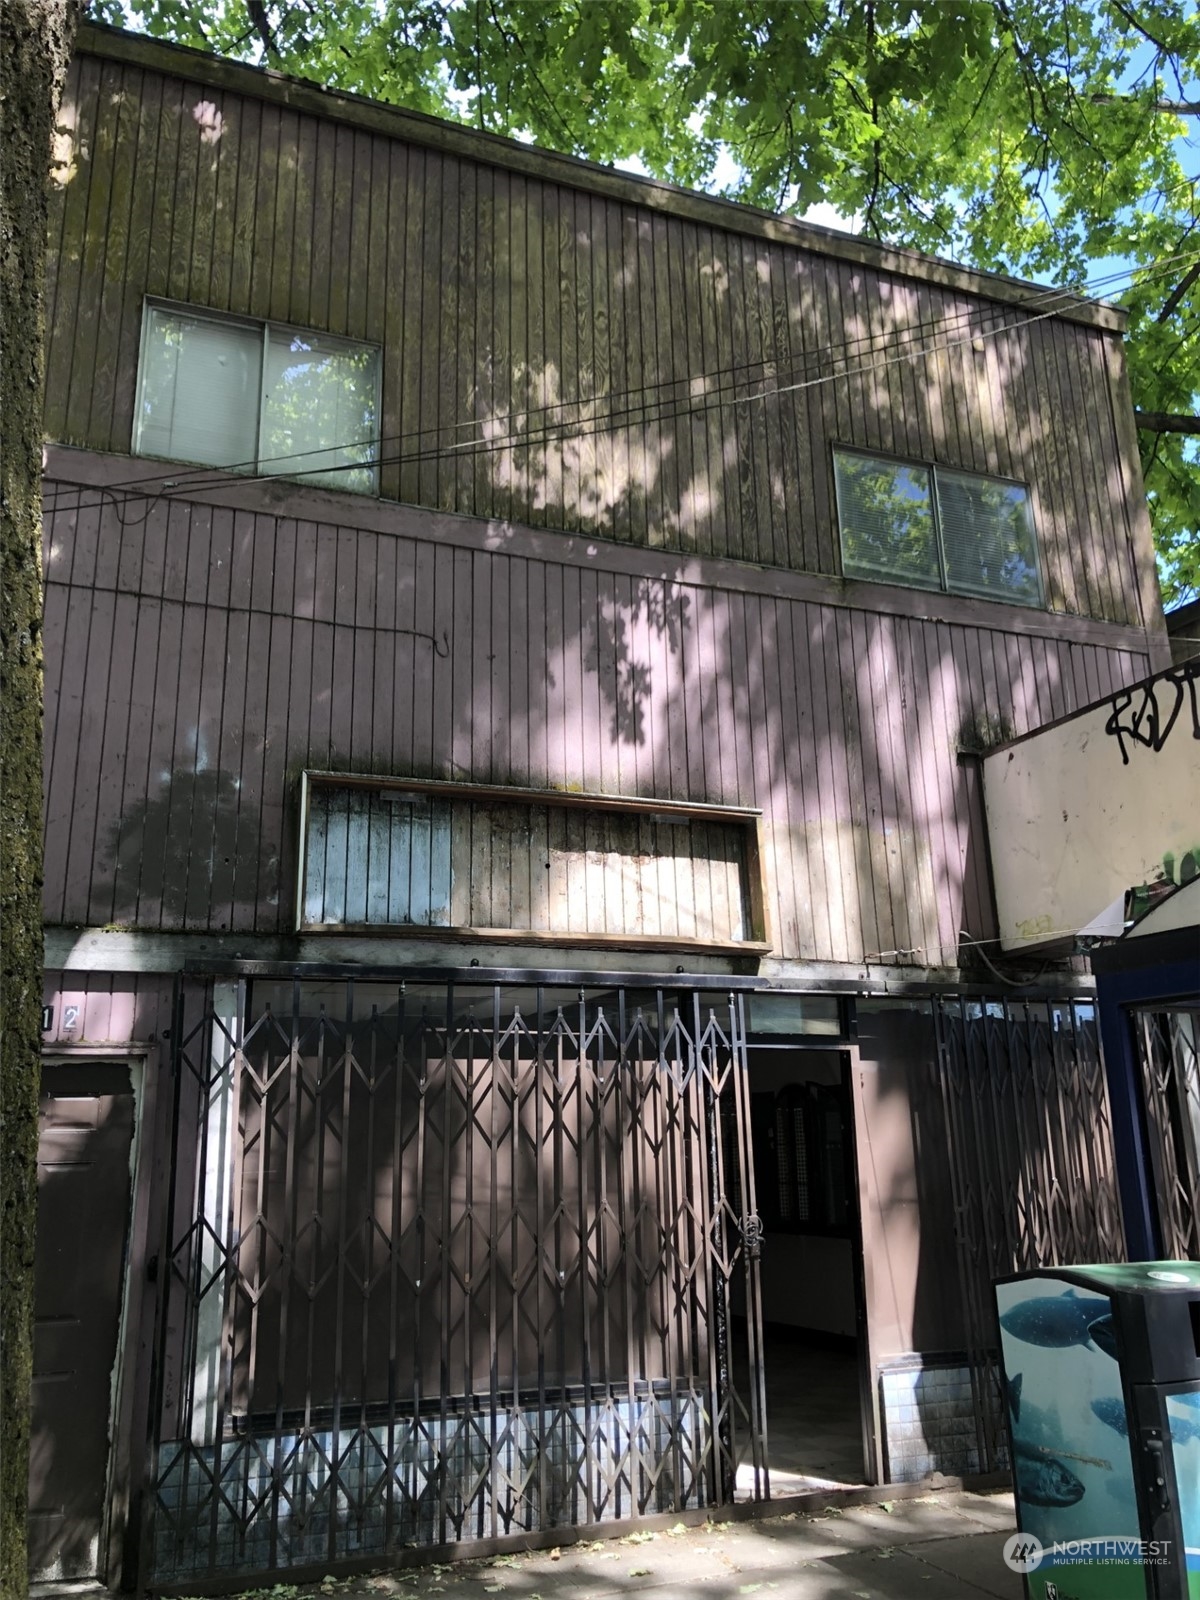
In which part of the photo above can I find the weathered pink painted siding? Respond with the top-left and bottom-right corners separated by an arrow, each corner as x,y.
42,473 -> 1152,967
41,970 -> 173,1050
44,37 -> 1158,631
40,33 -> 1166,972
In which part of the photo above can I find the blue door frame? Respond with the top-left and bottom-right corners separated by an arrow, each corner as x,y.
1092,926 -> 1200,1260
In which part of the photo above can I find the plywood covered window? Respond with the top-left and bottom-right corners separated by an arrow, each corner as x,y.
835,448 -> 1042,607
135,302 -> 381,493
297,773 -> 771,953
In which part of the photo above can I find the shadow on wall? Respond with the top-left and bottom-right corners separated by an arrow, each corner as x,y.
107,768 -> 266,931
859,996 -> 1124,1484
584,579 -> 690,747
48,56 -> 1134,650
65,534 -> 1052,964
41,66 -> 1096,966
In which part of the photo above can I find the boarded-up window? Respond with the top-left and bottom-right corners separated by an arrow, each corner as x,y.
298,774 -> 769,951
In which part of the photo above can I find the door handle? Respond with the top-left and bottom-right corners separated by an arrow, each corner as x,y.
1143,1432 -> 1171,1520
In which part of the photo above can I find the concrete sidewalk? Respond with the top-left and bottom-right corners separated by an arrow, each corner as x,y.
280,1492 -> 1022,1600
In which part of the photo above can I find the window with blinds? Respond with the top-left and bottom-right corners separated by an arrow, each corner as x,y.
833,451 -> 941,591
135,303 -> 381,494
935,467 -> 1041,604
835,448 -> 1042,607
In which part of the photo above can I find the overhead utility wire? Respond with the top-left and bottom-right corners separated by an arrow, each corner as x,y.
42,248 -> 1200,519
42,249 -> 1172,517
41,247 -> 1183,514
42,262 -> 1134,509
40,249 -> 1192,514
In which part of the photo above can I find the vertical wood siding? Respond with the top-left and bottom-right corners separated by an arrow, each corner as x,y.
299,781 -> 755,945
41,970 -> 174,1049
45,53 -> 1146,628
42,485 -> 1152,966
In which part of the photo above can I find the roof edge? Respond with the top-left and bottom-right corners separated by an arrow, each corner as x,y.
74,20 -> 1125,335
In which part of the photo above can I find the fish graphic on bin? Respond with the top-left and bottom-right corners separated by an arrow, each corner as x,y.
996,1263 -> 1200,1600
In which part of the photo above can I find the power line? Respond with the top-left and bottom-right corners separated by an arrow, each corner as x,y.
41,247 -> 1200,521
44,249 -> 1170,515
40,249 -> 1191,513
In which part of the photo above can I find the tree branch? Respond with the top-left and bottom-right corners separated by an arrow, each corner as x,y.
955,44 -> 1004,143
247,0 -> 279,60
1157,260 -> 1200,322
487,0 -> 575,148
1135,410 -> 1200,434
1105,0 -> 1172,56
1090,91 -> 1200,113
864,2 -> 882,239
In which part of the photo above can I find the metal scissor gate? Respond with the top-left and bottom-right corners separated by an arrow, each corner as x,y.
1132,1004 -> 1200,1260
933,995 -> 1126,1475
143,970 -> 768,1586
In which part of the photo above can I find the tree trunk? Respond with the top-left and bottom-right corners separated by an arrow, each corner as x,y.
0,1 -> 79,1594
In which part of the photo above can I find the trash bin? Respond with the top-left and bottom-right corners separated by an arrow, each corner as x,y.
996,1262 -> 1200,1599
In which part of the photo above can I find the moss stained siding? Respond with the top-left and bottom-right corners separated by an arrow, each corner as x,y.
39,25 -> 1168,972
45,26 -> 1163,635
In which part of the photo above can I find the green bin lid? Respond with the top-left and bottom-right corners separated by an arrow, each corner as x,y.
1012,1262 -> 1200,1293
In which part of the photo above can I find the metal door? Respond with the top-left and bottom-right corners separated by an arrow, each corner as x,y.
143,972 -> 767,1585
29,1064 -> 135,1580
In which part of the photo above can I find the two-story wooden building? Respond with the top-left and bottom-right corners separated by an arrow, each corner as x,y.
34,20 -> 1168,1590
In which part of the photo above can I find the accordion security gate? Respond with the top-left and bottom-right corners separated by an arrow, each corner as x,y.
144,974 -> 769,1584
933,996 -> 1127,1475
1133,1005 -> 1200,1260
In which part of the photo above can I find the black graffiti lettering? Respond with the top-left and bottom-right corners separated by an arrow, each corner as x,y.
1103,660 -> 1200,765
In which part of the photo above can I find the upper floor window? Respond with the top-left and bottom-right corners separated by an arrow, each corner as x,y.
135,302 -> 381,494
834,448 -> 1042,608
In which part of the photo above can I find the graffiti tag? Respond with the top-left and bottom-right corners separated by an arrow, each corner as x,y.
1103,660 -> 1200,765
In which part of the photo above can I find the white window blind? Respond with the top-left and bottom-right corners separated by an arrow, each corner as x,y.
835,449 -> 1042,608
935,469 -> 1040,604
834,452 -> 941,589
135,303 -> 380,494
136,308 -> 260,468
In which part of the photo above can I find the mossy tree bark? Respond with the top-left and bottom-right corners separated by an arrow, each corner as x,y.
1,2 -> 80,1595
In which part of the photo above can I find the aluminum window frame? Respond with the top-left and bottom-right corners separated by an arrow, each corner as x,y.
133,297 -> 383,495
833,444 -> 1045,610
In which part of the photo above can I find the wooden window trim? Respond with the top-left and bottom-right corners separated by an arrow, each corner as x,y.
295,770 -> 773,953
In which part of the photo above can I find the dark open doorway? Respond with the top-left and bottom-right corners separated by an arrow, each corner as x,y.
730,996 -> 868,1495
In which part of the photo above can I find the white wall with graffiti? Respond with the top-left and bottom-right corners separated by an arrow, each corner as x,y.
982,659 -> 1200,952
